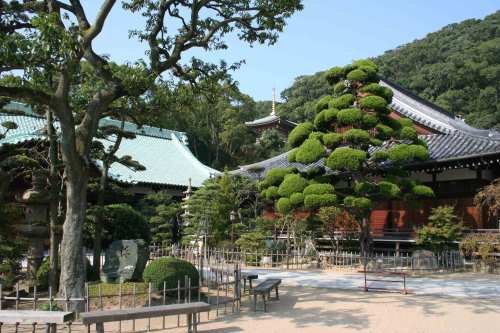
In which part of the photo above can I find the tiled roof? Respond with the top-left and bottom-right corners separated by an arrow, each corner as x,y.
245,114 -> 297,128
232,132 -> 500,179
0,112 -> 219,187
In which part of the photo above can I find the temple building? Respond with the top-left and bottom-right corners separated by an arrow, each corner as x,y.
0,103 -> 219,197
236,79 -> 500,249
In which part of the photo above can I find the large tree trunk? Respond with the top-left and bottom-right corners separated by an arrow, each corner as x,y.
92,164 -> 109,274
59,166 -> 87,310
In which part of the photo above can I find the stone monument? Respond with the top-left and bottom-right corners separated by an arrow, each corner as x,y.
101,239 -> 149,283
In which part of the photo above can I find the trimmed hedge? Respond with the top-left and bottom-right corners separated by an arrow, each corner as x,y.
373,150 -> 389,161
322,132 -> 343,148
289,192 -> 305,206
304,194 -> 337,210
375,124 -> 394,139
278,174 -> 308,197
288,122 -> 314,148
334,81 -> 347,94
287,149 -> 297,163
263,168 -> 293,187
143,257 -> 199,291
325,66 -> 345,85
326,147 -> 367,171
295,138 -> 325,164
329,94 -> 355,109
412,185 -> 435,197
378,181 -> 401,198
362,114 -> 378,128
316,96 -> 332,112
276,197 -> 292,214
343,129 -> 371,145
352,59 -> 378,70
337,108 -> 363,125
309,131 -> 324,142
388,144 -> 429,162
344,196 -> 372,212
264,186 -> 279,200
400,126 -> 418,141
303,183 -> 335,196
346,69 -> 368,82
359,95 -> 388,112
360,83 -> 393,102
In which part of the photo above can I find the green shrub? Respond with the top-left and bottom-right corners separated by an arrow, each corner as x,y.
264,168 -> 293,186
303,183 -> 335,196
143,258 -> 199,291
354,181 -> 377,195
337,108 -> 363,125
289,192 -> 305,206
325,66 -> 345,85
360,83 -> 393,102
352,59 -> 378,70
276,197 -> 292,214
359,95 -> 388,112
346,69 -> 368,82
370,138 -> 383,146
373,150 -> 389,161
324,108 -> 338,123
288,122 -> 314,148
343,196 -> 372,213
235,232 -> 267,252
264,186 -> 279,200
309,131 -> 324,141
334,81 -> 347,94
398,117 -> 414,127
412,185 -> 434,197
388,144 -> 429,162
295,138 -> 325,164
316,96 -> 332,112
362,114 -> 378,128
326,147 -> 367,171
375,124 -> 394,139
278,174 -> 308,197
329,94 -> 355,109
304,194 -> 336,210
343,129 -> 371,145
378,181 -> 401,198
38,303 -> 63,311
322,133 -> 343,148
358,65 -> 378,82
314,110 -> 327,129
287,149 -> 297,163
36,257 -> 97,290
400,126 -> 418,141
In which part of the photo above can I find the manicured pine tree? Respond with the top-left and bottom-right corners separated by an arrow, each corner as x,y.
260,59 -> 434,257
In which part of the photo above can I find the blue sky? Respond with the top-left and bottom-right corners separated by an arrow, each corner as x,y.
87,1 -> 500,101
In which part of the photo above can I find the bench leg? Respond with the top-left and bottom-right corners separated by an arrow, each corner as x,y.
263,294 -> 267,312
96,323 -> 104,333
45,324 -> 56,333
275,286 -> 279,300
187,313 -> 193,333
193,313 -> 198,333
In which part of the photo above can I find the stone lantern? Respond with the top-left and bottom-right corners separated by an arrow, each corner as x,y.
18,169 -> 49,283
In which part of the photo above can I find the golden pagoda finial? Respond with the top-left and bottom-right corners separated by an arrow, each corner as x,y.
271,88 -> 276,116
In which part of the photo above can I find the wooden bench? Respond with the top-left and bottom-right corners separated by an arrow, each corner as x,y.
0,310 -> 74,332
80,302 -> 210,333
251,279 -> 281,312
241,272 -> 258,293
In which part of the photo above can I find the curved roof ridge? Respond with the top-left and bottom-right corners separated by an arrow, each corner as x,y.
170,133 -> 221,177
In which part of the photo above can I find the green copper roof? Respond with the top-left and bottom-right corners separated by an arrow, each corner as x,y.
0,111 -> 219,187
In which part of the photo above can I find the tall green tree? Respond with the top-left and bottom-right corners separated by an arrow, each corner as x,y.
0,0 -> 302,303
138,191 -> 180,245
260,59 -> 435,257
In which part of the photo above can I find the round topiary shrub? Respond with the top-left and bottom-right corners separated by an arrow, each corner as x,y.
337,108 -> 363,125
343,129 -> 371,145
264,186 -> 279,200
324,108 -> 338,123
373,150 -> 389,161
278,174 -> 308,197
360,95 -> 388,112
322,133 -> 343,148
276,197 -> 292,214
295,138 -> 325,164
334,81 -> 347,94
289,192 -> 305,207
346,69 -> 368,82
352,59 -> 378,70
303,183 -> 335,196
309,131 -> 324,142
400,126 -> 418,141
378,181 -> 401,199
288,122 -> 314,148
326,147 -> 367,171
287,149 -> 297,163
263,168 -> 293,187
143,257 -> 199,291
329,94 -> 355,109
375,124 -> 394,139
398,117 -> 414,128
388,144 -> 429,163
314,110 -> 327,129
315,96 -> 332,112
412,185 -> 434,197
304,194 -> 336,210
362,114 -> 378,128
325,66 -> 345,85
343,196 -> 372,213
360,83 -> 393,102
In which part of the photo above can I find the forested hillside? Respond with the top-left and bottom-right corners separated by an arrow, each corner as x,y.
277,11 -> 500,129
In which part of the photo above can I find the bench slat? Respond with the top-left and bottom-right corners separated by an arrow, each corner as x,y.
80,302 -> 210,325
0,311 -> 74,324
253,279 -> 281,293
